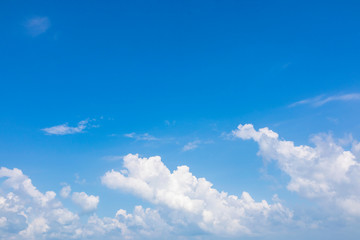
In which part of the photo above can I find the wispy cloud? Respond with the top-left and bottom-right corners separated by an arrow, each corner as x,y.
25,16 -> 50,37
182,140 -> 201,151
124,132 -> 158,141
182,140 -> 213,152
164,120 -> 176,126
289,93 -> 360,107
101,155 -> 123,162
42,119 -> 94,135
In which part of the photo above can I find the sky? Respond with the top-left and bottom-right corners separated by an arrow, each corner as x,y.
1,0 -> 360,239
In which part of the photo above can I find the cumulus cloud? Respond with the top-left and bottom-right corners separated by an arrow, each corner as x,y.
71,192 -> 99,212
0,167 -> 79,239
42,119 -> 94,135
25,16 -> 50,37
124,133 -> 158,141
102,154 -> 293,236
233,124 -> 360,216
0,167 -> 172,240
289,93 -> 360,107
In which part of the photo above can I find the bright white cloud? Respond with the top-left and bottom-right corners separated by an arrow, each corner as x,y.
124,132 -> 158,141
0,167 -> 173,240
233,124 -> 360,216
71,192 -> 99,212
289,93 -> 360,107
25,16 -> 50,36
102,154 -> 293,236
42,120 -> 92,135
0,167 -> 79,239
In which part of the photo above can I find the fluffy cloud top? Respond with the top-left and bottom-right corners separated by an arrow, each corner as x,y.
0,167 -> 78,239
71,192 -> 99,212
0,167 -> 171,240
233,124 -> 360,216
102,154 -> 293,236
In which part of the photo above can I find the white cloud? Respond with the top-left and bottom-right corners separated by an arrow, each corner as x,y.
25,17 -> 50,37
0,167 -> 79,239
233,124 -> 360,216
60,185 -> 71,198
0,167 -> 172,239
289,93 -> 360,107
42,120 -> 91,135
124,132 -> 158,141
182,140 -> 201,151
102,154 -> 293,236
71,192 -> 99,212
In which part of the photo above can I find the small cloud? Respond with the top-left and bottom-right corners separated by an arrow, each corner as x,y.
102,155 -> 123,161
42,119 -> 96,135
25,16 -> 50,37
75,173 -> 86,185
282,62 -> 291,69
60,185 -> 71,198
165,120 -> 176,126
183,139 -> 214,151
124,132 -> 158,141
183,140 -> 201,151
71,192 -> 99,212
289,93 -> 360,108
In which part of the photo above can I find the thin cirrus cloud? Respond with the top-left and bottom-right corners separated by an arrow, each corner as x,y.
233,124 -> 360,217
182,140 -> 213,151
182,140 -> 201,151
101,155 -> 123,161
25,16 -> 51,37
289,93 -> 360,107
42,119 -> 94,135
124,132 -> 158,141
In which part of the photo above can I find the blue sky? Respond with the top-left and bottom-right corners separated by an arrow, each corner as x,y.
1,0 -> 360,239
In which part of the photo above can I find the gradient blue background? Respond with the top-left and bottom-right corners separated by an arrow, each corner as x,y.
1,1 -> 360,239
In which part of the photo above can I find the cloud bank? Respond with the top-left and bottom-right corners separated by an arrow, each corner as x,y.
0,167 -> 172,240
233,124 -> 360,217
102,154 -> 293,236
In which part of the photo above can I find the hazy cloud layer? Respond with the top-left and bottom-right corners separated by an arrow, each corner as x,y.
25,17 -> 50,36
